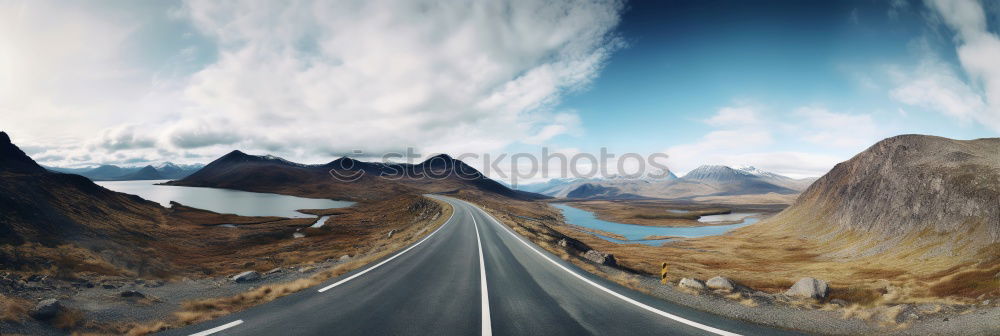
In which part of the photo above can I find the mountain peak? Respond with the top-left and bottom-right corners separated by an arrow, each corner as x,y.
423,153 -> 455,163
0,131 -> 46,174
736,165 -> 779,178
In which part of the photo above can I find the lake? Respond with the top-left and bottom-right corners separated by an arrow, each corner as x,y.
96,180 -> 354,218
553,204 -> 758,246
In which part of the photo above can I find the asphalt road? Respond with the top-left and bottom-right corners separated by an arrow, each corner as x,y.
162,195 -> 804,336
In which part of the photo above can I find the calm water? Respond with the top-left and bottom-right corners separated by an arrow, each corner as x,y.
553,204 -> 758,246
96,180 -> 354,218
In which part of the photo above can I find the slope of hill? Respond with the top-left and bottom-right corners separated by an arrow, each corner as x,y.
0,132 -> 179,274
765,134 -> 1000,256
168,152 -> 546,201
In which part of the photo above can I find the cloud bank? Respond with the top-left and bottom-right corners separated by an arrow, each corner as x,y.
4,0 -> 624,166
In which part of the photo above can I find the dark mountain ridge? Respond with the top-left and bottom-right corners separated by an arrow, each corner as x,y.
169,151 -> 546,201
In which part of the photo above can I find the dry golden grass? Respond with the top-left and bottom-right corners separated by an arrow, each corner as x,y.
0,294 -> 31,322
542,206 -> 1000,307
52,308 -> 84,330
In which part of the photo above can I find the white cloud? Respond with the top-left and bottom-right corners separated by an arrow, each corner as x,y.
664,105 -> 880,178
2,0 -> 625,167
890,58 -> 990,124
705,106 -> 760,126
170,0 -> 624,159
891,0 -> 1000,133
793,107 -> 880,149
666,105 -> 775,175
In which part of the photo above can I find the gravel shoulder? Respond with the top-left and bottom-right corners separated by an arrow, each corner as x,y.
591,263 -> 1000,336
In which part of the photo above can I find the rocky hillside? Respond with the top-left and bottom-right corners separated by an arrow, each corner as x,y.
764,134 -> 1000,256
0,132 -> 180,275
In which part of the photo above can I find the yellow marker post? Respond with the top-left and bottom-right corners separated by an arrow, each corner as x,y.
660,262 -> 668,284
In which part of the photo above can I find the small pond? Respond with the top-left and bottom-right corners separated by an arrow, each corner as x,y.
553,204 -> 759,246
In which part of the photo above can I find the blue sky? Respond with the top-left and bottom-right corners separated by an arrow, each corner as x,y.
1,0 -> 998,180
539,0 -> 999,177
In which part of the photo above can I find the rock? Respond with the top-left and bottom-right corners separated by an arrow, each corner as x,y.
557,239 -> 568,247
583,250 -> 617,267
264,268 -> 283,275
298,266 -> 316,273
120,290 -> 146,299
678,278 -> 706,290
983,300 -> 992,306
339,255 -> 352,262
784,277 -> 829,299
30,299 -> 62,320
143,280 -> 164,288
26,274 -> 46,282
387,230 -> 395,239
907,313 -> 920,320
231,271 -> 262,283
829,299 -> 848,307
706,276 -> 735,291
101,283 -> 119,289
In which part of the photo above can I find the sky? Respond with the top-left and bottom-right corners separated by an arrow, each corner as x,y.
1,0 -> 998,182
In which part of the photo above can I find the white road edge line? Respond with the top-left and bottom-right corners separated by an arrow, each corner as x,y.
189,319 -> 243,336
318,205 -> 456,293
467,201 -> 742,336
470,211 -> 493,336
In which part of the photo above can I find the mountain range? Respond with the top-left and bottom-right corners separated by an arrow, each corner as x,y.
515,165 -> 816,200
166,150 -> 547,201
45,162 -> 204,181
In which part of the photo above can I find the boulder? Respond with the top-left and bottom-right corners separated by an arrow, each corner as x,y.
706,276 -> 735,291
120,290 -> 146,299
231,271 -> 262,283
30,299 -> 62,320
784,277 -> 829,299
339,255 -> 352,262
264,268 -> 283,275
387,230 -> 396,239
678,278 -> 706,290
583,250 -> 617,267
557,239 -> 568,247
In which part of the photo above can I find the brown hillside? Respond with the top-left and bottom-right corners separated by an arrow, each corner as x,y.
764,134 -> 1000,258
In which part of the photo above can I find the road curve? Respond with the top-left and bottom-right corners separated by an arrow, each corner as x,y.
161,195 -> 803,336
